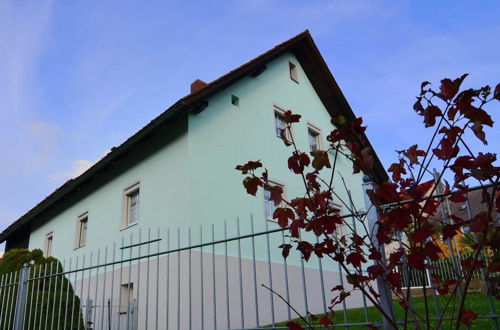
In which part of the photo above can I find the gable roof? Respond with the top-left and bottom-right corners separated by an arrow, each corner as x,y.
0,30 -> 388,243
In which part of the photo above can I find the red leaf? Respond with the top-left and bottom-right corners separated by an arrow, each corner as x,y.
423,105 -> 442,127
442,224 -> 461,240
387,272 -> 402,291
284,110 -> 301,124
438,74 -> 468,100
388,161 -> 407,182
279,243 -> 292,259
408,252 -> 425,270
367,264 -> 384,279
297,241 -> 314,261
287,322 -> 304,330
460,309 -> 478,326
471,122 -> 487,145
310,150 -> 331,171
235,160 -> 262,174
288,152 -> 310,174
494,83 -> 500,100
242,177 -> 262,196
470,212 -> 487,233
384,208 -> 412,231
319,315 -> 333,326
268,184 -> 284,206
346,252 -> 366,268
403,145 -> 426,166
368,248 -> 382,261
273,207 -> 295,228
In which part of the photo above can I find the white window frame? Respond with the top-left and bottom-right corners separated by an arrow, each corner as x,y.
44,231 -> 53,257
289,61 -> 299,83
273,105 -> 292,141
75,212 -> 88,249
263,180 -> 286,221
307,123 -> 322,151
122,182 -> 140,229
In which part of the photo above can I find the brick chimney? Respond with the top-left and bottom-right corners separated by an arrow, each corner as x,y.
190,79 -> 208,94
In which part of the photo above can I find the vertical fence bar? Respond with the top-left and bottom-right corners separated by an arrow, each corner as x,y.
166,228 -> 170,330
85,252 -> 94,329
0,273 -> 9,328
211,224 -> 217,330
62,258 -> 73,330
13,264 -> 29,330
50,261 -> 60,330
337,260 -> 349,330
251,215 -> 261,326
200,226 -> 205,330
43,262 -> 54,330
315,236 -> 327,315
264,218 -> 275,326
94,249 -> 101,328
188,227 -> 192,330
145,228 -> 151,330
0,274 -> 6,325
156,228 -> 160,330
224,221 -> 231,329
136,229 -> 142,330
237,217 -> 245,328
118,237 -> 124,330
281,230 -> 291,321
348,192 -> 369,324
100,247 -> 108,330
300,257 -> 309,320
363,176 -> 395,329
22,266 -> 31,330
177,228 -> 181,330
110,242 -> 116,330
126,234 -> 133,330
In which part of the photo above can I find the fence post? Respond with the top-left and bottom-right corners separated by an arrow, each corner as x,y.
362,176 -> 396,329
13,263 -> 29,330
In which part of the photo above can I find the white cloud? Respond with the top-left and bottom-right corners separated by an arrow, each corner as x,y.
51,149 -> 110,181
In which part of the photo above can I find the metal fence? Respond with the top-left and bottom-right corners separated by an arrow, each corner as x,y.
0,180 -> 498,329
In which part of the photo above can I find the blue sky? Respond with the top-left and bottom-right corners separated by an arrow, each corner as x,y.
0,0 -> 499,242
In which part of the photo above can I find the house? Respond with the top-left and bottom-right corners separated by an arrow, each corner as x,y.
0,31 -> 387,328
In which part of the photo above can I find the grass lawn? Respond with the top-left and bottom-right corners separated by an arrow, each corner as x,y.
266,293 -> 498,329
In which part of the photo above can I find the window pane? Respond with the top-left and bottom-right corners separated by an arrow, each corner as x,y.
127,189 -> 140,225
79,218 -> 87,246
309,129 -> 319,151
275,112 -> 286,137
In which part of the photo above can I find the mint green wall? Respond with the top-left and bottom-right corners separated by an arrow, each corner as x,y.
27,52 -> 366,269
187,53 -> 366,268
28,124 -> 191,262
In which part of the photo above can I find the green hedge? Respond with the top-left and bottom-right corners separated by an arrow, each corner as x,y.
0,248 -> 84,329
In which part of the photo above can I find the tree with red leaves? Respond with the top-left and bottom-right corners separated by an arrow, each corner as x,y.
237,77 -> 500,329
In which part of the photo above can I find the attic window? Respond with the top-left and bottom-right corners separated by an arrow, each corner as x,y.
289,62 -> 298,83
231,95 -> 239,106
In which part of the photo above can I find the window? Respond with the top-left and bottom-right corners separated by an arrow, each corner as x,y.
44,232 -> 53,257
123,183 -> 140,228
289,62 -> 298,83
308,124 -> 321,151
274,106 -> 292,141
264,181 -> 285,221
76,212 -> 88,248
231,94 -> 239,106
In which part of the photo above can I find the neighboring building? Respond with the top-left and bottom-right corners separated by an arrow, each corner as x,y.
0,31 -> 387,328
